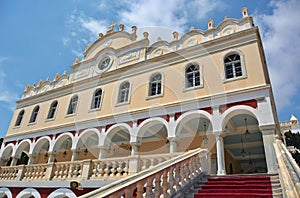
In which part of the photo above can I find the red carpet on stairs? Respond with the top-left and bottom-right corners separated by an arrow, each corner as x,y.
194,175 -> 273,198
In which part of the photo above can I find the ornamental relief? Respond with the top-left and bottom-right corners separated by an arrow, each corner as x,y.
118,50 -> 140,64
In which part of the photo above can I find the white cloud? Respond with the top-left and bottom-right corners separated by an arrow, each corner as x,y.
0,69 -> 18,111
255,0 -> 300,110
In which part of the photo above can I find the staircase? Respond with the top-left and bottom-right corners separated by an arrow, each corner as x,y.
188,174 -> 282,198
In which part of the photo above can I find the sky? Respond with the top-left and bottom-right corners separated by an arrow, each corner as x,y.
0,0 -> 300,138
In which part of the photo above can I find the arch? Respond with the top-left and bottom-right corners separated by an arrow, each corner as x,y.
221,105 -> 259,132
0,144 -> 14,165
14,140 -> 31,165
103,123 -> 132,146
137,117 -> 169,140
48,188 -> 77,198
76,128 -> 101,159
0,187 -> 12,198
32,136 -> 51,154
16,188 -> 40,198
52,133 -> 74,162
15,139 -> 31,157
175,110 -> 213,151
31,137 -> 51,164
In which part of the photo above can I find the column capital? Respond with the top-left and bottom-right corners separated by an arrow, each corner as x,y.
99,145 -> 109,150
167,136 -> 178,142
259,124 -> 276,132
130,141 -> 141,146
214,131 -> 225,138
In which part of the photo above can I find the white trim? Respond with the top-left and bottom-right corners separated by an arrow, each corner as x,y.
147,72 -> 164,98
16,188 -> 41,198
48,188 -> 77,198
0,188 -> 12,198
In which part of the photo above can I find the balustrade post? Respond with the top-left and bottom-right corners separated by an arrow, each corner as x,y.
154,173 -> 162,197
145,177 -> 154,198
168,166 -> 176,195
162,169 -> 170,198
45,162 -> 55,181
260,128 -> 278,174
200,151 -> 210,174
16,165 -> 25,181
82,159 -> 92,180
136,181 -> 144,198
124,186 -> 134,198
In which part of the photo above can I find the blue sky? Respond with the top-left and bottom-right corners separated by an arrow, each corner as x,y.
0,0 -> 300,137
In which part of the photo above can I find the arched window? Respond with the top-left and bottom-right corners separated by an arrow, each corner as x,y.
29,106 -> 40,123
149,74 -> 162,96
91,89 -> 103,109
15,110 -> 25,126
224,54 -> 242,79
118,82 -> 130,103
67,95 -> 78,115
186,64 -> 200,88
47,101 -> 58,119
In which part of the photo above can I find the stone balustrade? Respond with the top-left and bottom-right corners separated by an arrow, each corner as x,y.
0,152 -> 182,182
80,148 -> 208,198
0,165 -> 19,180
23,164 -> 47,180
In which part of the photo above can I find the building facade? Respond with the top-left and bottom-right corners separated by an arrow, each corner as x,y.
0,8 -> 281,198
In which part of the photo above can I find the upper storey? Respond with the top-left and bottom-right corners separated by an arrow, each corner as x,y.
22,8 -> 254,99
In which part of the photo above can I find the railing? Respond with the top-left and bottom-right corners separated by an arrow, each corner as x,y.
79,148 -> 208,198
0,152 -> 181,182
23,164 -> 47,180
0,166 -> 19,180
274,139 -> 300,198
91,157 -> 130,178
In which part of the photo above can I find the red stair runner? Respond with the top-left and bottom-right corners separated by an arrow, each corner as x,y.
194,175 -> 273,198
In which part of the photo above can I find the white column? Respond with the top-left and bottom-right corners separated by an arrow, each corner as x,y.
71,149 -> 79,161
98,146 -> 108,159
47,152 -> 55,163
261,129 -> 278,174
28,154 -> 36,165
131,142 -> 139,156
216,134 -> 226,175
168,137 -> 178,153
10,156 -> 18,166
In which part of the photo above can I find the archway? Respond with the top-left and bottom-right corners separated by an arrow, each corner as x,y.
0,187 -> 12,198
0,145 -> 13,166
223,113 -> 267,174
137,119 -> 168,154
16,188 -> 40,198
48,188 -> 77,198
15,140 -> 30,165
77,130 -> 100,160
175,112 -> 213,152
32,137 -> 50,164
105,124 -> 131,158
52,134 -> 73,162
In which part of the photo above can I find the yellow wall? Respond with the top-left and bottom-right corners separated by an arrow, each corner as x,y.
7,33 -> 267,137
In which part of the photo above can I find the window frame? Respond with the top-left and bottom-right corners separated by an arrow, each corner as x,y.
47,101 -> 58,120
29,106 -> 40,124
66,95 -> 79,116
15,110 -> 25,127
183,63 -> 203,91
222,49 -> 247,82
117,81 -> 131,105
148,73 -> 163,98
90,88 -> 104,110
